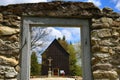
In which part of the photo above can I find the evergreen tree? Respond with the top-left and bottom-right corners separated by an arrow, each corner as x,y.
31,52 -> 41,76
57,36 -> 68,50
67,44 -> 80,76
62,35 -> 66,41
57,37 -> 82,76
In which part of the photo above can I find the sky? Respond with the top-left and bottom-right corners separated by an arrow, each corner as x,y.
32,27 -> 81,50
31,27 -> 80,63
0,0 -> 120,12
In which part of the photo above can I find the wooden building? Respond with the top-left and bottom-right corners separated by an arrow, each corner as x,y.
41,39 -> 69,76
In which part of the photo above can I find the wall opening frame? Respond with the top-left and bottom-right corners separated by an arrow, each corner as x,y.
20,16 -> 93,80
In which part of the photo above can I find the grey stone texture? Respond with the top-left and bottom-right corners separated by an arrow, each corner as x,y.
91,16 -> 120,79
0,65 -> 18,78
0,1 -> 120,79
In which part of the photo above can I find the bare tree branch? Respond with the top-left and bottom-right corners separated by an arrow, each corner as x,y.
31,27 -> 51,50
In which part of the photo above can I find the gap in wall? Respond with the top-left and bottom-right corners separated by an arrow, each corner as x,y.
30,26 -> 82,78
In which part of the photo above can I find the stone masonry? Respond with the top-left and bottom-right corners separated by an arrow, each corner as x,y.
0,1 -> 120,79
91,17 -> 120,80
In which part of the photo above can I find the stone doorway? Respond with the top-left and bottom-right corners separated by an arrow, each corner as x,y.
20,17 -> 92,80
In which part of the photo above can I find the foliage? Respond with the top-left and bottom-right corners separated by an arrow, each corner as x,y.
57,36 -> 68,50
74,42 -> 82,59
57,36 -> 82,76
31,52 -> 41,76
76,65 -> 82,76
74,42 -> 82,65
67,44 -> 82,76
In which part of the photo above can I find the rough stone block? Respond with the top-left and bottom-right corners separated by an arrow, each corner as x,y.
92,18 -> 100,23
92,57 -> 98,65
0,39 -> 19,56
100,17 -> 113,24
102,7 -> 113,13
91,37 -> 101,46
99,39 -> 115,46
112,30 -> 119,37
0,39 -> 4,45
111,21 -> 120,27
93,53 -> 110,59
0,65 -> 17,78
113,47 -> 120,54
99,46 -> 109,53
111,59 -> 120,65
0,13 -> 3,22
8,35 -> 19,42
92,23 -> 110,29
0,26 -> 20,36
0,56 -> 18,66
91,30 -> 99,39
92,63 -> 112,71
93,70 -> 118,79
109,48 -> 115,55
92,45 -> 100,53
15,65 -> 20,72
98,29 -> 112,38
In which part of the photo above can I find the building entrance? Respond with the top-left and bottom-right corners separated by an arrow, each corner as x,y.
53,68 -> 59,76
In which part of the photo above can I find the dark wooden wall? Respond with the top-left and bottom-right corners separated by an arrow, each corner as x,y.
41,39 -> 69,76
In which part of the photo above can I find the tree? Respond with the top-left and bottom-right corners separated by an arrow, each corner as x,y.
31,27 -> 51,50
31,52 -> 41,76
74,42 -> 82,59
67,44 -> 81,76
31,27 -> 51,76
31,27 -> 52,76
57,37 -> 82,76
57,36 -> 68,50
74,42 -> 82,66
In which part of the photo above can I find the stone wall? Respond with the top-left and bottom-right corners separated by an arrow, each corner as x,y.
91,14 -> 120,79
0,13 -> 20,78
0,1 -> 120,79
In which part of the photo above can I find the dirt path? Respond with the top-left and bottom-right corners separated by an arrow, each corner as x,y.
30,77 -> 75,80
6,77 -> 75,80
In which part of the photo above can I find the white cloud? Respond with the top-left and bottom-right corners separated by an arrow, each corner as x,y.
0,0 -> 47,5
57,27 -> 81,43
112,0 -> 117,3
44,27 -> 81,43
115,0 -> 120,11
61,29 -> 72,40
47,27 -> 63,39
31,27 -> 63,45
69,28 -> 81,42
32,27 -> 80,44
14,0 -> 47,3
0,0 -> 15,5
87,0 -> 101,7
111,0 -> 120,11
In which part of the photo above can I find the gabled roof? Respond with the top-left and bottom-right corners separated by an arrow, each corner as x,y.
41,39 -> 69,56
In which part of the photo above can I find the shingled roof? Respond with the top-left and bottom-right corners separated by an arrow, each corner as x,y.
41,39 -> 69,56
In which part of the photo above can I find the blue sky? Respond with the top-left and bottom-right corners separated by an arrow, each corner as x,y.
0,0 -> 120,12
55,27 -> 81,43
32,27 -> 81,46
